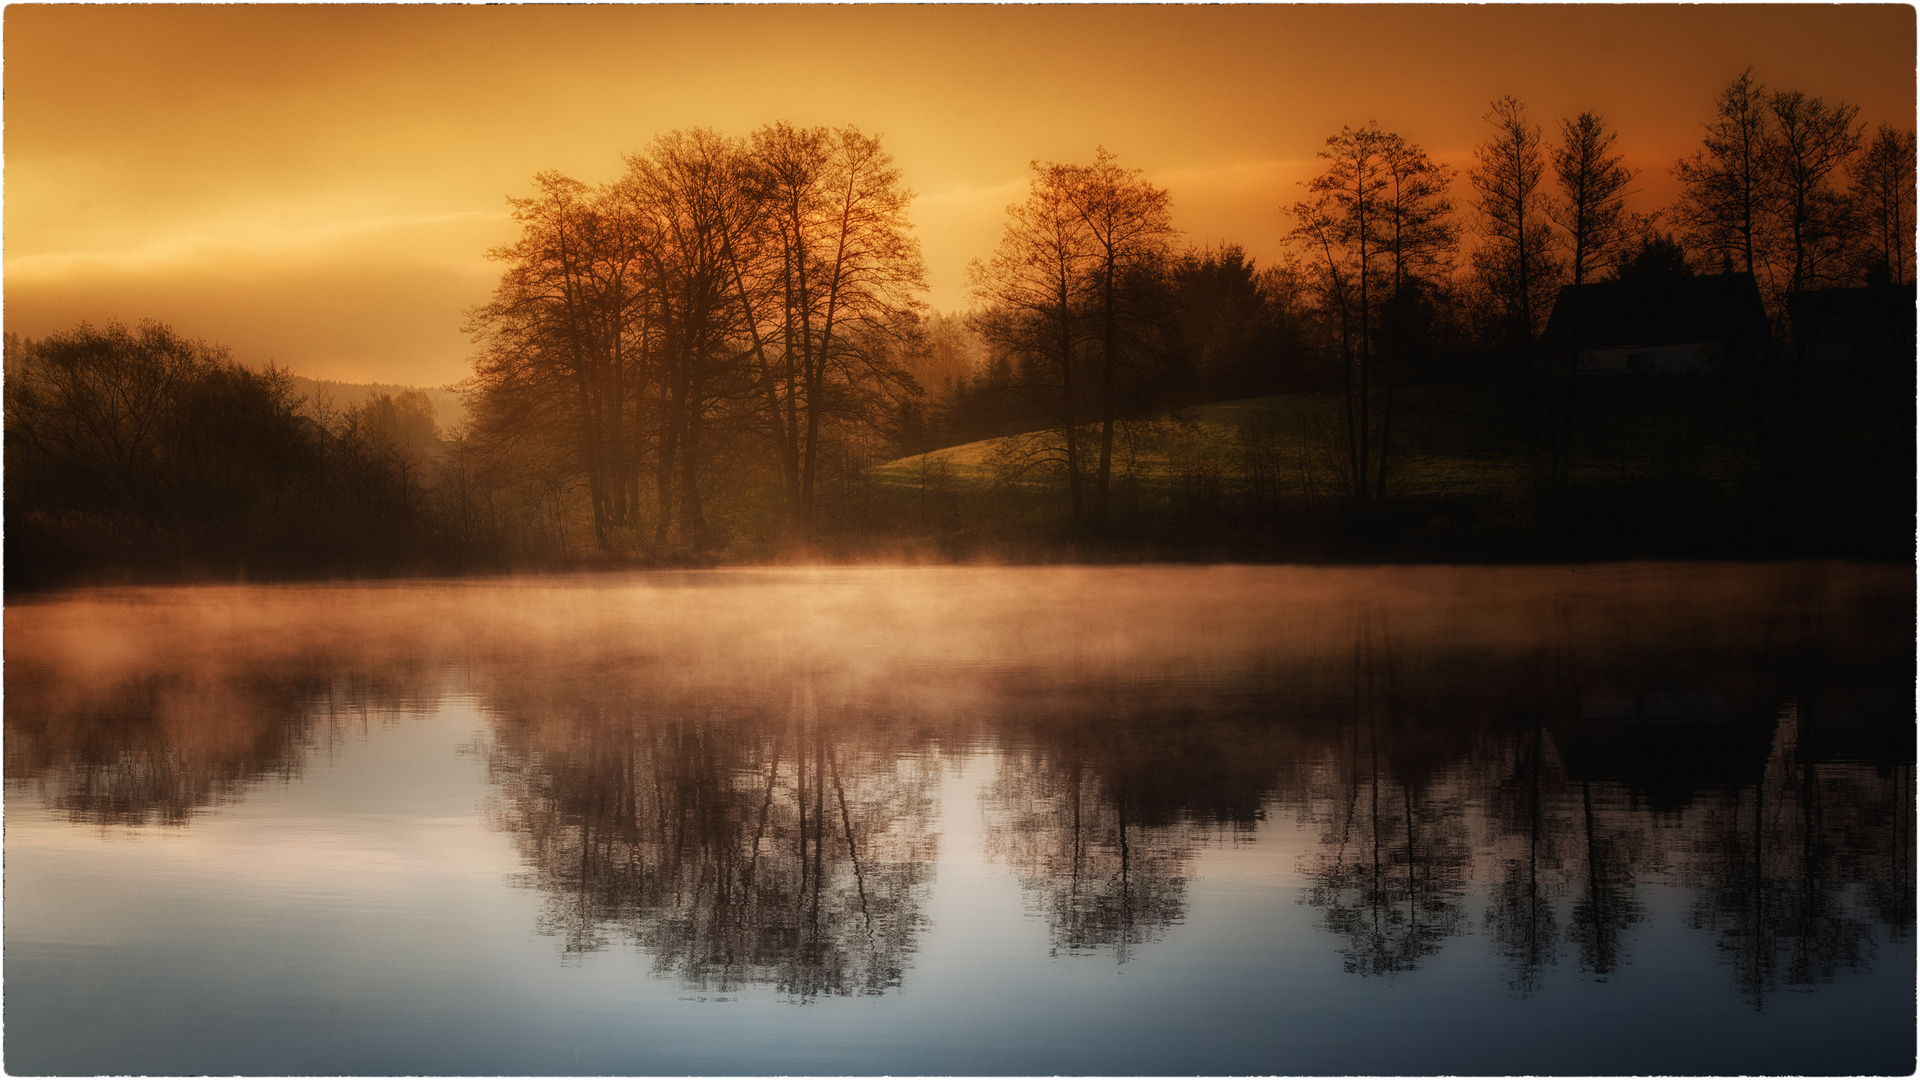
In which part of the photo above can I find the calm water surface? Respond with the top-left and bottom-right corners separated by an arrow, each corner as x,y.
5,564 -> 1913,1075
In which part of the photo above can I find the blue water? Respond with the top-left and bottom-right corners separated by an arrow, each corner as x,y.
6,565 -> 1913,1075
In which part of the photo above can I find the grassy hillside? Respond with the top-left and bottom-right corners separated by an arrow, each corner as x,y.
836,371 -> 1905,563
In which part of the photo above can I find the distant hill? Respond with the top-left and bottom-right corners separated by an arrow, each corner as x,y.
290,377 -> 466,433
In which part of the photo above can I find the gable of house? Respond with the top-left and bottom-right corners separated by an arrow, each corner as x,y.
1541,272 -> 1772,374
1790,283 -> 1917,364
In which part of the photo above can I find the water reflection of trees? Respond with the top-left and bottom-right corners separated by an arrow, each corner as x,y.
980,682 -> 1303,962
475,675 -> 938,998
1280,584 -> 1914,1004
1564,762 -> 1645,982
1298,723 -> 1473,977
1285,700 -> 1911,1003
1295,621 -> 1473,977
1681,705 -> 1913,1010
7,588 -> 464,826
7,566 -> 1910,1007
987,754 -> 1191,961
5,660 -> 437,827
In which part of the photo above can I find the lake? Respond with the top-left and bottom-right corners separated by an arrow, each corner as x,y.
5,564 -> 1913,1076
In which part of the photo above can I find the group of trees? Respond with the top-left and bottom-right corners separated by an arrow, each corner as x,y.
1288,123 -> 1460,512
1465,98 -> 1642,488
462,123 -> 926,556
3,321 -> 454,586
933,68 -> 1911,531
929,243 -> 1305,453
966,149 -> 1179,527
446,82 -> 1897,559
7,77 -> 1909,582
1676,70 -> 1916,307
1283,75 -> 1910,509
1455,75 -> 1911,524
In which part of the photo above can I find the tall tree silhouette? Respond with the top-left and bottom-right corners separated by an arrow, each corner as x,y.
1470,96 -> 1563,477
1848,124 -> 1918,285
1769,90 -> 1863,305
1546,111 -> 1634,485
1290,125 -> 1389,516
1288,125 -> 1456,516
465,173 -> 650,552
969,162 -> 1097,519
614,130 -> 758,549
736,123 -> 927,538
1843,122 -> 1920,286
1061,149 -> 1177,527
1375,136 -> 1458,506
1674,69 -> 1777,284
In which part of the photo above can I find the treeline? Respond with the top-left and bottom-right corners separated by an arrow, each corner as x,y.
461,124 -> 926,557
932,71 -> 1915,531
6,125 -> 935,586
3,321 -> 470,588
451,75 -> 1908,562
7,71 -> 1912,585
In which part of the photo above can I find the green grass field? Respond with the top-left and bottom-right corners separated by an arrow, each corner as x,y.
834,371 -> 1887,562
869,386 -> 1542,506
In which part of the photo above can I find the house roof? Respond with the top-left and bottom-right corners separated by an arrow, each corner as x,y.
1789,282 -> 1917,362
1789,281 -> 1917,326
1542,272 -> 1772,353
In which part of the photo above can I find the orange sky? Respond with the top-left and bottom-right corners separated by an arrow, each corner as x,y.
6,4 -> 1914,387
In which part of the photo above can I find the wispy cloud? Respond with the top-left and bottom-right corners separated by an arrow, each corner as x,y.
8,209 -> 509,281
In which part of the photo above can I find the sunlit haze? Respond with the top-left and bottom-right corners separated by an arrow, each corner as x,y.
6,4 -> 1914,386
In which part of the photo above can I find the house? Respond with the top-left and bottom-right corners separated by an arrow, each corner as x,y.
1540,271 -> 1772,375
1788,279 -> 1917,364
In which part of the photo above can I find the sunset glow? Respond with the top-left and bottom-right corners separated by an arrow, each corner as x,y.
7,4 -> 1913,386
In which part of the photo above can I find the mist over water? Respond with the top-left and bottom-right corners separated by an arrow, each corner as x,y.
6,564 -> 1912,1075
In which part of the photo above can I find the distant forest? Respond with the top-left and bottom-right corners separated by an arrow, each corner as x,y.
7,72 -> 1914,588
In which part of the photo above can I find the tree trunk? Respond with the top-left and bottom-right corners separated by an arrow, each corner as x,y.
1094,267 -> 1117,526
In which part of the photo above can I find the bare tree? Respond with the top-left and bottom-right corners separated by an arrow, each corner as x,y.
466,173 -> 649,553
1849,123 -> 1918,285
1289,125 -> 1455,514
1289,125 -> 1390,514
1548,111 -> 1634,484
1674,69 -> 1777,282
969,162 -> 1096,519
1061,149 -> 1177,526
1768,90 -> 1864,305
738,123 -> 927,537
1375,134 -> 1457,505
1470,97 -> 1563,476
616,129 -> 759,550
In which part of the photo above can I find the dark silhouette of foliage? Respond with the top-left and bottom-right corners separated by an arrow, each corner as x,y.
1849,124 -> 1918,285
967,150 -> 1178,527
4,321 -> 466,587
11,84 -> 1911,578
1545,110 -> 1636,486
1469,97 -> 1564,478
1288,123 -> 1458,515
